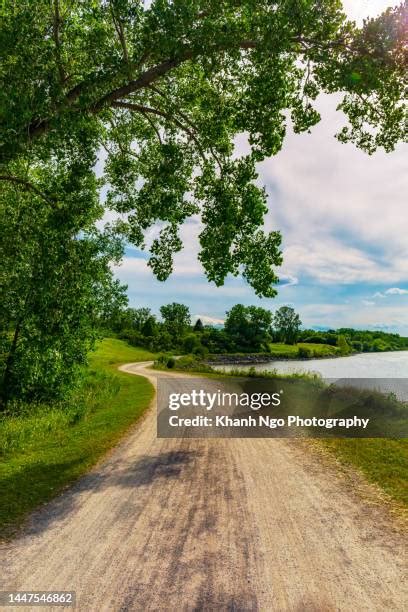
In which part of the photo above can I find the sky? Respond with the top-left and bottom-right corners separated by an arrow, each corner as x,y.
111,1 -> 408,333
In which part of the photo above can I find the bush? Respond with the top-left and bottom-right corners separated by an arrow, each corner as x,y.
303,336 -> 327,345
155,354 -> 176,369
171,355 -> 214,373
118,329 -> 145,347
336,335 -> 351,355
351,341 -> 363,352
298,347 -> 312,358
183,333 -> 201,354
193,345 -> 209,358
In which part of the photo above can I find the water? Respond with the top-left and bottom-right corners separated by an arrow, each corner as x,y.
217,351 -> 408,378
216,351 -> 408,401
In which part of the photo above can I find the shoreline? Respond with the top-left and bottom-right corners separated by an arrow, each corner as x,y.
205,348 -> 408,367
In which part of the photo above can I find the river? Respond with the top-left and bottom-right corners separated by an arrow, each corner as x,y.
215,351 -> 408,401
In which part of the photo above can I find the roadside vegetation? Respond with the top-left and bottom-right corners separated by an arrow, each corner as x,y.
321,438 -> 408,510
0,339 -> 155,538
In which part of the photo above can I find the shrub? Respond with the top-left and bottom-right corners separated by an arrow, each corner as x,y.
183,333 -> 201,354
193,345 -> 209,358
336,335 -> 351,355
298,347 -> 312,358
351,341 -> 363,352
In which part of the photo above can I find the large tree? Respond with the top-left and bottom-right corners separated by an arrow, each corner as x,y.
1,0 -> 406,297
160,302 -> 191,340
273,306 -> 302,344
0,183 -> 126,403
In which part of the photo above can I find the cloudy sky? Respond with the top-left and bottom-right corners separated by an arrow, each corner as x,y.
112,1 -> 408,333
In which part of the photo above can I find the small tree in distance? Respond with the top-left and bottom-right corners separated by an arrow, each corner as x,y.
193,319 -> 204,333
273,307 -> 302,345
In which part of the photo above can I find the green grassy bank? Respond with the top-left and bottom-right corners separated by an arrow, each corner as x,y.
0,339 -> 155,538
320,438 -> 408,509
268,342 -> 339,358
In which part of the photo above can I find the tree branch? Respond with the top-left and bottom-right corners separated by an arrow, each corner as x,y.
52,0 -> 65,84
0,175 -> 56,205
111,101 -> 208,162
142,113 -> 163,145
26,35 -> 353,142
109,2 -> 130,66
147,84 -> 223,168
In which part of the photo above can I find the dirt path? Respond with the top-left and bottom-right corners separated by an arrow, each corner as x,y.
0,363 -> 406,611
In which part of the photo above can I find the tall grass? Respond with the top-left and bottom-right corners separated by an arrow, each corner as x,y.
0,339 -> 156,538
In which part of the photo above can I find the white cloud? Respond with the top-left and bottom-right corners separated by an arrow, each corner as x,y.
300,302 -> 408,333
279,274 -> 299,287
254,91 -> 408,287
362,300 -> 375,306
194,314 -> 225,325
385,287 -> 408,296
280,239 -> 406,285
342,1 -> 401,24
371,288 -> 408,299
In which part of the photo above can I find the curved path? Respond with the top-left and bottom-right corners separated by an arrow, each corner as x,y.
0,362 -> 406,611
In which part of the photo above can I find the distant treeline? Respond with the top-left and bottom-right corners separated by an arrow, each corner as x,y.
297,328 -> 408,353
105,304 -> 408,357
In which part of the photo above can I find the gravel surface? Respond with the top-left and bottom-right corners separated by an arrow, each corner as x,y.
0,362 -> 406,611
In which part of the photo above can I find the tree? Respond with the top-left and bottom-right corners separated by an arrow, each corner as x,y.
1,1 -> 406,297
273,306 -> 301,345
193,318 -> 204,333
111,306 -> 152,332
225,304 -> 273,351
141,315 -> 157,337
0,185 -> 126,404
160,303 -> 191,341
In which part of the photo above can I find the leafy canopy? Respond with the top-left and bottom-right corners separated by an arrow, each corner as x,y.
0,182 -> 126,402
160,302 -> 191,339
225,303 -> 273,350
273,306 -> 302,344
1,0 -> 406,297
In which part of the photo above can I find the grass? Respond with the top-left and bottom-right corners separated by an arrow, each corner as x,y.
268,342 -> 339,358
0,338 -> 156,538
320,438 -> 408,509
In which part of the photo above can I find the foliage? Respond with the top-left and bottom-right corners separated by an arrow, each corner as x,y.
225,304 -> 273,351
160,302 -> 191,340
183,333 -> 201,354
1,0 -> 406,299
0,185 -> 127,405
336,334 -> 351,355
299,328 -> 408,353
273,306 -> 302,344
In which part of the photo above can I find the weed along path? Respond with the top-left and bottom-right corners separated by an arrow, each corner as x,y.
1,362 -> 407,611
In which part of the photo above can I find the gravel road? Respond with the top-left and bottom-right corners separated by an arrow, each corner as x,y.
0,362 -> 406,611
